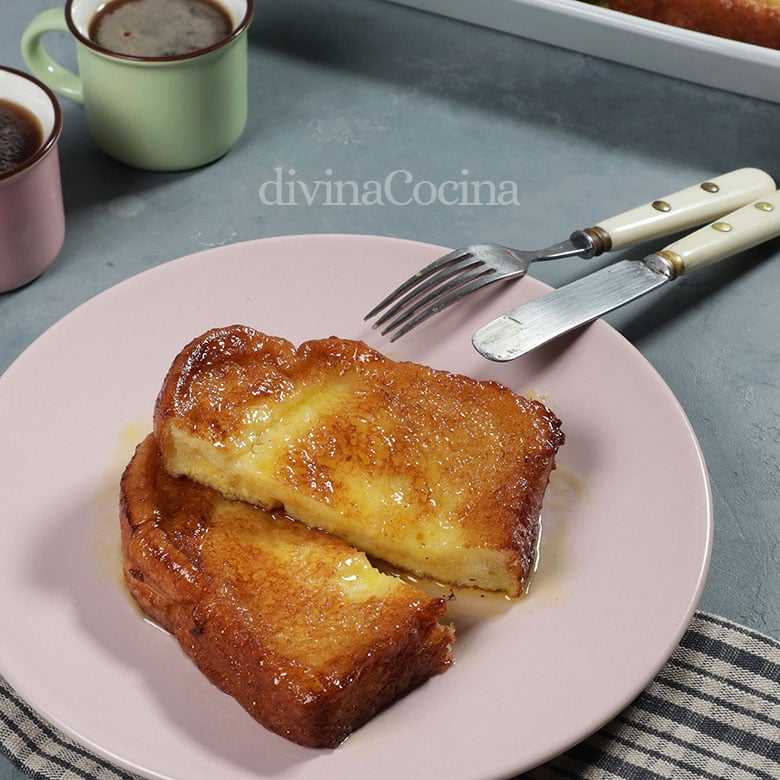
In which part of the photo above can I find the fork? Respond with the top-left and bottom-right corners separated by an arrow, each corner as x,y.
365,168 -> 775,340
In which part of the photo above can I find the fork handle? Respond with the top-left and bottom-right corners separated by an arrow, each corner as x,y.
585,168 -> 776,254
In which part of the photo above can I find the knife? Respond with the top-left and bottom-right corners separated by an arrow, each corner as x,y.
472,191 -> 780,362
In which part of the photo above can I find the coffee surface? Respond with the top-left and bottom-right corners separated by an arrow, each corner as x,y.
0,99 -> 43,175
89,0 -> 233,58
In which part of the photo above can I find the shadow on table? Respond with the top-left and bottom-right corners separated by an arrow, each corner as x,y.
607,239 -> 780,347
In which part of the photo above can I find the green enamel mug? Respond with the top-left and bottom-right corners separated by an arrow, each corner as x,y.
22,0 -> 254,171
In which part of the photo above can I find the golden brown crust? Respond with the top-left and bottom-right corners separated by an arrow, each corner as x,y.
120,434 -> 454,748
153,326 -> 564,596
610,0 -> 780,49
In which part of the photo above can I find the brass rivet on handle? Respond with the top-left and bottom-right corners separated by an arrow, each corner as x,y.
712,221 -> 733,232
652,200 -> 671,212
701,181 -> 720,193
755,201 -> 775,212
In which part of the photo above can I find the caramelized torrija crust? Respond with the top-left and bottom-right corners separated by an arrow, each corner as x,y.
154,325 -> 565,597
121,435 -> 454,748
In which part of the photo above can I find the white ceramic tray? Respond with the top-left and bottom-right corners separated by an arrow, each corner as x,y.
387,0 -> 780,104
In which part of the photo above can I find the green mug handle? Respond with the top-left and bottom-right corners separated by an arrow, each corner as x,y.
21,8 -> 84,104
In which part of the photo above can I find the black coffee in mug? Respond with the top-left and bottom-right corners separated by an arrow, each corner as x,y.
0,99 -> 43,175
89,0 -> 233,58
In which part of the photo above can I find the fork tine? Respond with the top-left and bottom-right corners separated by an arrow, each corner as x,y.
380,265 -> 498,338
385,272 -> 507,341
372,255 -> 484,328
364,247 -> 475,320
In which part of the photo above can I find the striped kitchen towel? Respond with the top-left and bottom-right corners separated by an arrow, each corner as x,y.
526,612 -> 779,779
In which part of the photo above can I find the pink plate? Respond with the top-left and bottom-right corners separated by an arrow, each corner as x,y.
0,234 -> 712,779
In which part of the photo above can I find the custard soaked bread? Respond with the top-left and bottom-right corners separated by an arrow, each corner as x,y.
154,325 -> 564,597
120,435 -> 454,748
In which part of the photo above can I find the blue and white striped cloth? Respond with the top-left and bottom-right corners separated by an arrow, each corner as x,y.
528,613 -> 780,779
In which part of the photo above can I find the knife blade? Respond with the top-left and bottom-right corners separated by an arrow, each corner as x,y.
472,191 -> 780,362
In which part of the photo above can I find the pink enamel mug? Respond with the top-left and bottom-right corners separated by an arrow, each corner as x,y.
0,66 -> 65,292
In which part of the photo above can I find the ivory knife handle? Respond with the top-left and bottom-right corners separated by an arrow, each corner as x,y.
654,190 -> 780,275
